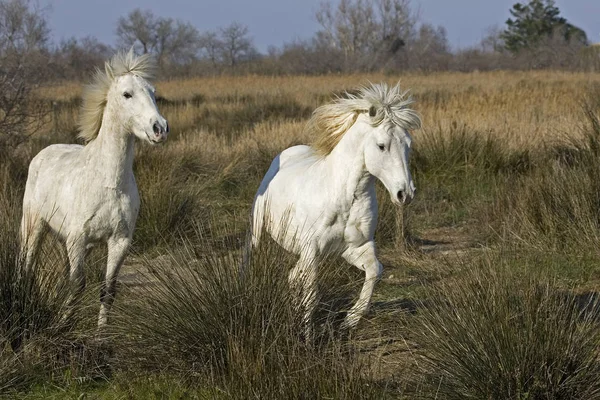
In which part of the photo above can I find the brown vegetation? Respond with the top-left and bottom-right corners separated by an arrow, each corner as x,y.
2,70 -> 600,398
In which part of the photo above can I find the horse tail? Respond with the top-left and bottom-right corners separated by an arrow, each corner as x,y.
240,193 -> 264,276
241,153 -> 281,277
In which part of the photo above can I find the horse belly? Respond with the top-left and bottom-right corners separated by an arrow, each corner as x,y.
317,222 -> 347,255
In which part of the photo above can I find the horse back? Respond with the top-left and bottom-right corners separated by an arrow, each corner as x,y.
252,145 -> 315,246
278,145 -> 314,168
22,144 -> 85,228
25,144 -> 84,196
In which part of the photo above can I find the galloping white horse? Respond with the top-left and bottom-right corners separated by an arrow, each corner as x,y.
250,83 -> 421,329
21,51 -> 168,327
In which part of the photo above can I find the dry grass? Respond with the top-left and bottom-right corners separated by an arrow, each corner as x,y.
36,71 -> 600,150
3,70 -> 600,398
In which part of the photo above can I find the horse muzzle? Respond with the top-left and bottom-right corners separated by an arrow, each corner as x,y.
148,121 -> 169,143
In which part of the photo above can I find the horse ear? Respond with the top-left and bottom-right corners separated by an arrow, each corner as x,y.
369,106 -> 377,117
127,46 -> 136,63
104,60 -> 114,79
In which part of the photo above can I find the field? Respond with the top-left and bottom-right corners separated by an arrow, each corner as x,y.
2,70 -> 600,399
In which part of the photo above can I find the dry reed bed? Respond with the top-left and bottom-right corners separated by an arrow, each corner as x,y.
37,71 -> 600,153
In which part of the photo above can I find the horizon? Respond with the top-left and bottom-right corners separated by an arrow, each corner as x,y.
43,0 -> 600,53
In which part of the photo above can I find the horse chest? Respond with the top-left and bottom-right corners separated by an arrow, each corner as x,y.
83,188 -> 139,240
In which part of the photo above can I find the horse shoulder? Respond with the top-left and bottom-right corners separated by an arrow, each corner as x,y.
344,187 -> 378,245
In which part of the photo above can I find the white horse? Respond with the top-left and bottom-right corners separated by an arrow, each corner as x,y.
20,51 -> 169,327
250,83 -> 421,330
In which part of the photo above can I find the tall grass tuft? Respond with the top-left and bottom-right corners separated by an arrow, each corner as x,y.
500,94 -> 600,249
132,146 -> 210,251
113,223 -> 384,399
410,254 -> 600,400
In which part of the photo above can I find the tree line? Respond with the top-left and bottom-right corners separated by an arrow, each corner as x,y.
1,0 -> 598,81
0,0 -> 597,152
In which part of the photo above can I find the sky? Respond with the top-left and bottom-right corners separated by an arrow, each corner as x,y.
44,0 -> 600,52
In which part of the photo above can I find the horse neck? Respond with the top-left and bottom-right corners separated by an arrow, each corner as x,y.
324,123 -> 374,203
85,104 -> 135,189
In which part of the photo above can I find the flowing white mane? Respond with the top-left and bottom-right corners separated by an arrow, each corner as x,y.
77,51 -> 156,143
307,83 -> 422,156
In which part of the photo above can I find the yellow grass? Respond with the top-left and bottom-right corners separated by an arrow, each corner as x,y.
36,71 -> 600,154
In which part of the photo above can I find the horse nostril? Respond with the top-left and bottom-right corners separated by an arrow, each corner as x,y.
397,190 -> 405,202
165,122 -> 169,133
152,122 -> 160,135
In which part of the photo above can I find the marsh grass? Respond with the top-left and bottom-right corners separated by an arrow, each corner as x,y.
0,180 -> 106,393
410,253 -> 600,400
500,91 -> 600,249
111,221 -> 385,399
3,71 -> 600,397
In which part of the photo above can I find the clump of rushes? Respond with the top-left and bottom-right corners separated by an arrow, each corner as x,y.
113,221 -> 386,399
410,254 -> 600,400
0,185 -> 96,393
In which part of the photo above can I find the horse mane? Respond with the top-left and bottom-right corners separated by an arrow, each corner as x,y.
307,83 -> 422,156
77,50 -> 156,143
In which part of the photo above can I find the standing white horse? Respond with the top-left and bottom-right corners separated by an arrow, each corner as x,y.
250,83 -> 421,330
20,51 -> 168,327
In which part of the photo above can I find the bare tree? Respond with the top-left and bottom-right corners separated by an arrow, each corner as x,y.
0,0 -> 50,151
315,0 -> 418,69
54,36 -> 112,80
154,18 -> 200,66
116,8 -> 156,54
409,23 -> 450,70
219,22 -> 255,68
316,0 -> 377,57
199,31 -> 223,69
481,25 -> 505,53
116,9 -> 200,71
374,0 -> 417,50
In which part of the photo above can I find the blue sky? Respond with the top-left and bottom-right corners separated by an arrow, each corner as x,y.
45,0 -> 600,52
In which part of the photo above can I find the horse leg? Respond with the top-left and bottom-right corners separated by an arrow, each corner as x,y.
242,199 -> 265,269
98,237 -> 130,327
20,212 -> 45,272
341,241 -> 382,329
289,250 -> 318,340
66,235 -> 88,299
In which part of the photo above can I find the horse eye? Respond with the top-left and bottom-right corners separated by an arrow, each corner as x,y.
378,144 -> 385,151
369,106 -> 377,117
123,92 -> 132,99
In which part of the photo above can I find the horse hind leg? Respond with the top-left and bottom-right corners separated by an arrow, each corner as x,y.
20,211 -> 46,272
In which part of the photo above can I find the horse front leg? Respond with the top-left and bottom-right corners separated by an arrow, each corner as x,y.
341,241 -> 382,329
98,237 -> 130,327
